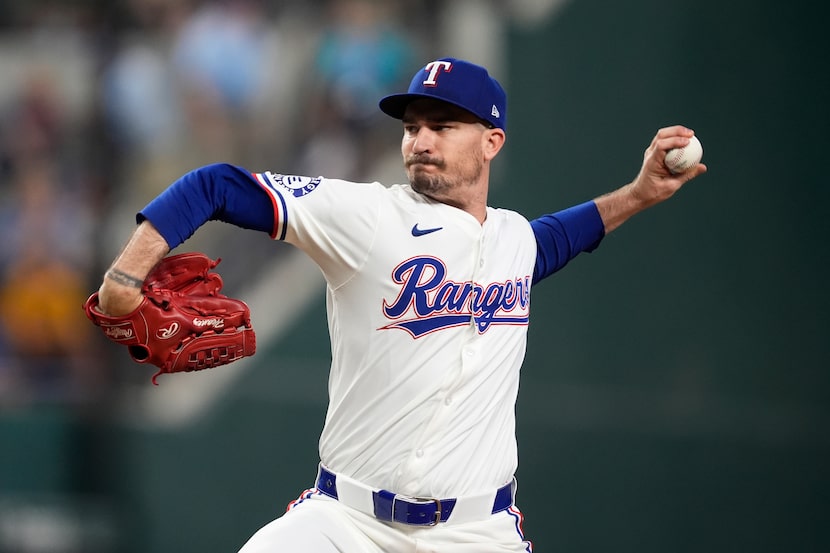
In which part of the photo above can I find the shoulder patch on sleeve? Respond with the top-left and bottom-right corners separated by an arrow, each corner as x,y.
261,172 -> 323,198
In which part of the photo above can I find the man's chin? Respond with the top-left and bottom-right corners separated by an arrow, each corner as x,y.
409,174 -> 429,191
410,175 -> 444,196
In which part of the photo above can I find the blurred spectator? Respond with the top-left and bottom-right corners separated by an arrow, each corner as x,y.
298,0 -> 419,180
171,0 -> 270,112
0,50 -> 108,406
169,0 -> 283,165
0,67 -> 67,168
0,160 -> 105,405
98,0 -> 288,214
101,42 -> 181,158
0,66 -> 94,275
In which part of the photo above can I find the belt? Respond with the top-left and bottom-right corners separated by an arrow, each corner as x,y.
315,465 -> 515,526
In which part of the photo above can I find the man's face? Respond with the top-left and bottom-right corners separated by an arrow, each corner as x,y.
401,99 -> 490,201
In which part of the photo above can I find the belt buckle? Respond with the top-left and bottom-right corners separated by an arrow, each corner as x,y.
394,496 -> 442,526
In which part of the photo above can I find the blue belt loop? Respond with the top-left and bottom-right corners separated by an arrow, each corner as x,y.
492,478 -> 515,514
317,466 -> 338,499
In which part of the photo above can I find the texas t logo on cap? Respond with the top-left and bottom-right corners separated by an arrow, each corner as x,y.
422,60 -> 453,86
379,58 -> 507,130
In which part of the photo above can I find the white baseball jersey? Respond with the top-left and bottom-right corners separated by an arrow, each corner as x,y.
253,172 -> 536,499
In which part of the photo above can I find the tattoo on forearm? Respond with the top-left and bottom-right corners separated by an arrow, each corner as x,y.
105,268 -> 144,288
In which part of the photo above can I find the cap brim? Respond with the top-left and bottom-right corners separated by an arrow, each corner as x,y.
379,93 -> 482,122
379,93 -> 427,119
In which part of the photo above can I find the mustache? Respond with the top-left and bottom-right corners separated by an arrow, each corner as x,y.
405,154 -> 445,169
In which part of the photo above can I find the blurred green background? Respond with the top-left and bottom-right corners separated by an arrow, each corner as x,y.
1,1 -> 827,552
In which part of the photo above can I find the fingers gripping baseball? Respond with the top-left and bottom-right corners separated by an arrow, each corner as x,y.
634,126 -> 707,205
83,253 -> 256,383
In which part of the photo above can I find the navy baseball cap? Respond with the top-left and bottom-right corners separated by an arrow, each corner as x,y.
379,58 -> 507,130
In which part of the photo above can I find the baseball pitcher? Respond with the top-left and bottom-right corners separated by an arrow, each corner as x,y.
85,58 -> 706,552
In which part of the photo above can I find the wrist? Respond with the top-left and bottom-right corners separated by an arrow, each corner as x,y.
594,182 -> 654,235
625,181 -> 659,210
98,278 -> 144,316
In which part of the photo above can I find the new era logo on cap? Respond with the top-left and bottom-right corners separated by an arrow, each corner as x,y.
379,58 -> 507,130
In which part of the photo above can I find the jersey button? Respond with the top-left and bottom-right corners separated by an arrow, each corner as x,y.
444,396 -> 453,406
415,449 -> 424,458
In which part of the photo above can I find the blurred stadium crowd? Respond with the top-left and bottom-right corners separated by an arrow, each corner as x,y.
0,0 -> 440,411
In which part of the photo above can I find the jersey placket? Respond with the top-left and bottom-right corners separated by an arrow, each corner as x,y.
395,225 -> 485,495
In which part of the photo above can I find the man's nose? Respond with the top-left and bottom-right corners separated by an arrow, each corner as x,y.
412,128 -> 435,153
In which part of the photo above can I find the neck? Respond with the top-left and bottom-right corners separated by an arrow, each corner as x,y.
421,183 -> 488,224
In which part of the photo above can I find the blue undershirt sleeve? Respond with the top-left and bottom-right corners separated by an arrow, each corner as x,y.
531,200 -> 606,284
136,163 -> 275,250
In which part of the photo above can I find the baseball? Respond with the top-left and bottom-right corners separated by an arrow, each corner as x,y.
665,135 -> 703,174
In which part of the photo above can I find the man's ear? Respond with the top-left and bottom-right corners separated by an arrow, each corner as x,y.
483,128 -> 506,161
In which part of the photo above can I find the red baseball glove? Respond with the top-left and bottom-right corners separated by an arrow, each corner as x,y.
84,253 -> 256,384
